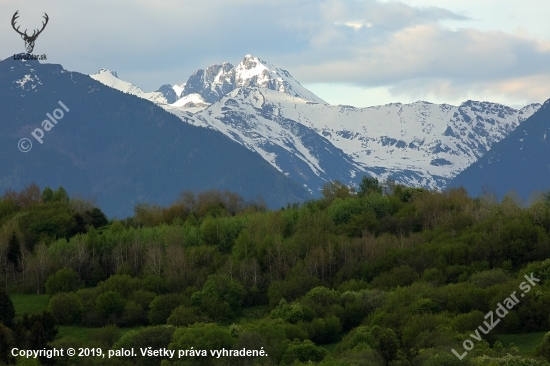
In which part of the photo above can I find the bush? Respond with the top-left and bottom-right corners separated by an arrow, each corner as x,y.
100,274 -> 142,297
95,291 -> 125,320
191,275 -> 245,321
149,293 -> 186,325
539,331 -> 550,362
281,339 -> 328,365
167,305 -> 206,327
450,310 -> 485,333
49,293 -> 83,325
45,268 -> 80,295
468,268 -> 510,288
270,299 -> 315,324
336,325 -> 399,364
306,315 -> 342,344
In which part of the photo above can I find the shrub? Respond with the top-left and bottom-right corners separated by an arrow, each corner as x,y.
468,268 -> 510,289
49,293 -> 83,325
45,268 -> 80,295
95,291 -> 125,320
539,331 -> 550,362
149,293 -> 186,325
281,339 -> 328,365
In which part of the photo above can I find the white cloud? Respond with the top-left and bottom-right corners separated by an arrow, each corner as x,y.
335,21 -> 373,30
1,0 -> 549,106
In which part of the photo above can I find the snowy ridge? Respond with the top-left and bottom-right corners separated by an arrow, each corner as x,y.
165,87 -> 362,193
90,55 -> 541,193
259,96 -> 540,184
166,88 -> 540,190
89,69 -> 169,104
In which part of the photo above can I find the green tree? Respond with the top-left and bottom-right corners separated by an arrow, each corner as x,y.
41,187 -> 54,203
358,176 -> 382,197
322,181 -> 354,203
281,339 -> 328,365
100,274 -> 142,297
306,315 -> 343,344
95,291 -> 125,320
88,208 -> 108,228
148,293 -> 186,325
167,305 -> 205,327
336,325 -> 399,364
191,275 -> 245,321
370,265 -> 419,289
45,268 -> 80,295
51,187 -> 69,204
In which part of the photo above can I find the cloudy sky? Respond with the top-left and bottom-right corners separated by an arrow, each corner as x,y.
2,0 -> 550,108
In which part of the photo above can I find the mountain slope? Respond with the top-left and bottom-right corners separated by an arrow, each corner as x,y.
165,88 -> 364,193
165,87 -> 539,190
450,99 -> 550,199
257,98 -> 539,188
89,55 -> 540,192
90,69 -> 169,104
0,57 -> 310,217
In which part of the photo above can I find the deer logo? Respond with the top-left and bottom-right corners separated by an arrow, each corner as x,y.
11,11 -> 49,54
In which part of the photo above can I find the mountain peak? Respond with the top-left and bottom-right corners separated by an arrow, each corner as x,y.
179,55 -> 326,104
240,54 -> 265,65
89,69 -> 170,104
94,69 -> 118,78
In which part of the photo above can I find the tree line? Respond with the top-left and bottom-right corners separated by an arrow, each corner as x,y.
0,179 -> 550,365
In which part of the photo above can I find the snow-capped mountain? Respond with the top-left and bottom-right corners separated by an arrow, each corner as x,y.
450,99 -> 550,200
235,96 -> 539,188
89,69 -> 170,104
90,55 -> 541,193
165,88 -> 364,193
180,55 -> 326,104
2,57 -> 310,217
166,87 -> 539,190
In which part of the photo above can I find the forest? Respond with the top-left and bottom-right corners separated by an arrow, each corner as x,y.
0,179 -> 550,366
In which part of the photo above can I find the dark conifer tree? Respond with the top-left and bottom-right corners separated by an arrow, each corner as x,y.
7,231 -> 20,271
0,290 -> 15,328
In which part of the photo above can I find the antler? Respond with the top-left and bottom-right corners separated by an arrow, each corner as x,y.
11,11 -> 27,37
29,13 -> 49,39
11,11 -> 49,39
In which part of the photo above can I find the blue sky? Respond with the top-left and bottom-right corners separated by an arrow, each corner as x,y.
2,0 -> 550,108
